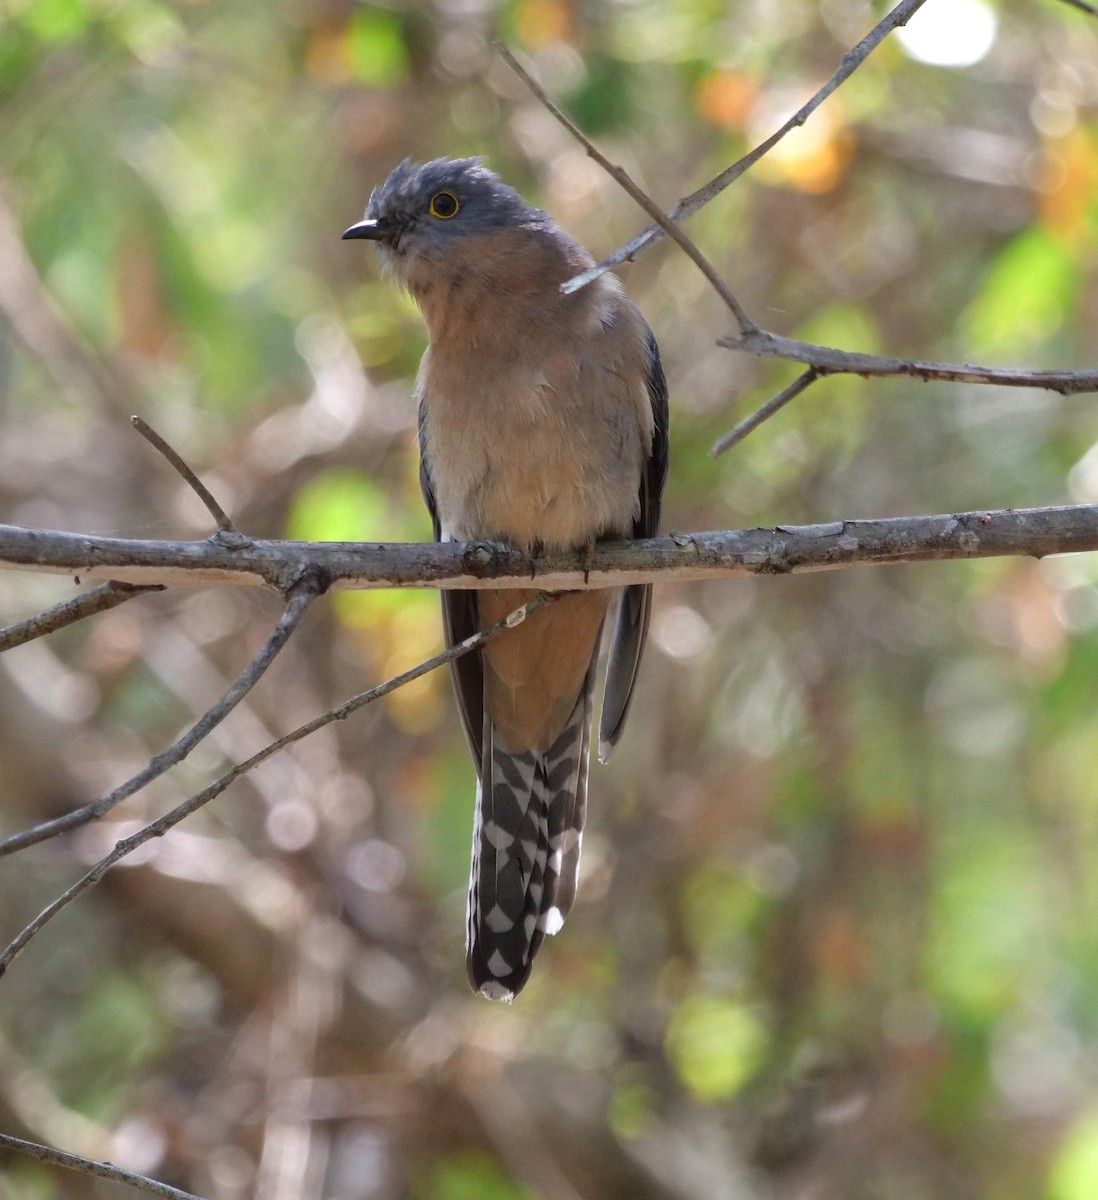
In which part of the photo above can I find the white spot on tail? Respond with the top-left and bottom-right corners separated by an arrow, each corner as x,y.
485,904 -> 514,932
483,821 -> 515,851
487,950 -> 513,978
538,906 -> 565,935
478,980 -> 515,1003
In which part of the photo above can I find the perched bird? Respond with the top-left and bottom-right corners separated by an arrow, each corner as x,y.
343,158 -> 668,1001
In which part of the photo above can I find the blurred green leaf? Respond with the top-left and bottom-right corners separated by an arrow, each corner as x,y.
348,9 -> 409,89
1048,1111 -> 1098,1200
415,747 -> 475,897
608,1075 -> 659,1140
961,227 -> 1081,359
0,1163 -> 57,1200
288,467 -> 389,543
288,465 -> 435,625
35,971 -> 170,1117
562,54 -> 633,135
0,23 -> 37,90
610,0 -> 726,63
109,0 -> 184,61
924,1018 -> 992,1135
680,864 -> 760,965
412,1151 -> 534,1200
665,995 -> 768,1101
927,834 -> 1047,1020
20,0 -> 87,43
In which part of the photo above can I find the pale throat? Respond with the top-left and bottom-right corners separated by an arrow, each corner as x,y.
403,229 -> 586,346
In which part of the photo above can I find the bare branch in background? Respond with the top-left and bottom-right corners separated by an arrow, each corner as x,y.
560,0 -> 932,292
131,416 -> 242,537
712,333 -> 1098,455
0,574 -> 323,857
0,183 -> 137,417
497,43 -> 756,333
500,3 -> 1098,460
0,592 -> 555,978
1057,0 -> 1098,17
718,332 -> 1098,392
711,369 -> 819,457
0,1132 -> 206,1200
0,580 -> 162,652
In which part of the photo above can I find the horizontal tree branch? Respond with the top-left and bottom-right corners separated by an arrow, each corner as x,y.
2,507 -> 1098,598
0,1131 -> 206,1200
719,330 -> 1098,395
712,331 -> 1098,455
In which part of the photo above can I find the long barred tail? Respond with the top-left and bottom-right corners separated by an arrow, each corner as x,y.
466,665 -> 594,1002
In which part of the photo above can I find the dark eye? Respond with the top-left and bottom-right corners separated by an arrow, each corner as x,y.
429,191 -> 460,219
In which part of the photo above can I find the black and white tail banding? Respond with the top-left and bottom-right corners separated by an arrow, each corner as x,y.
466,664 -> 594,1001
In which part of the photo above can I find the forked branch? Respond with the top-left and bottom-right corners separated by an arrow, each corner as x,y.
0,593 -> 556,978
711,336 -> 1098,456
0,575 -> 324,857
556,0 -> 933,292
500,3 -> 1098,454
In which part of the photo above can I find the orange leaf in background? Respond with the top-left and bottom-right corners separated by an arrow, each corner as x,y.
386,670 -> 445,735
514,0 -> 573,49
1039,127 -> 1098,242
305,23 -> 353,87
694,69 -> 757,132
1006,561 -> 1067,674
116,236 -> 172,360
749,87 -> 854,194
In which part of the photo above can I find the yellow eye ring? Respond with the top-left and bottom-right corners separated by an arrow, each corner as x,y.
429,191 -> 460,219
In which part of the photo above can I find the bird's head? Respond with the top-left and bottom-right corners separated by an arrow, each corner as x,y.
342,157 -> 544,289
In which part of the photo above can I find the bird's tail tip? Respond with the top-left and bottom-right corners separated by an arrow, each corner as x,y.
475,979 -> 516,1004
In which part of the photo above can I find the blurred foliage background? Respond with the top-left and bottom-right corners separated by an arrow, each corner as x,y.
2,0 -> 1098,1197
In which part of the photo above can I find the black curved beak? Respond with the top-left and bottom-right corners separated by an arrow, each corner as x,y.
341,216 -> 391,242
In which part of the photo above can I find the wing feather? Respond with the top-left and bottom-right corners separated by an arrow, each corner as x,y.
419,392 -> 484,769
598,327 -> 669,760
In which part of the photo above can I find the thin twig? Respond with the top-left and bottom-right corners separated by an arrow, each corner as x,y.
1057,0 -> 1098,16
0,592 -> 555,976
496,43 -> 756,334
0,1132 -> 206,1200
0,574 -> 323,857
711,369 -> 818,457
0,580 -> 162,653
563,0 -> 931,293
131,416 -> 241,536
0,182 -> 136,416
